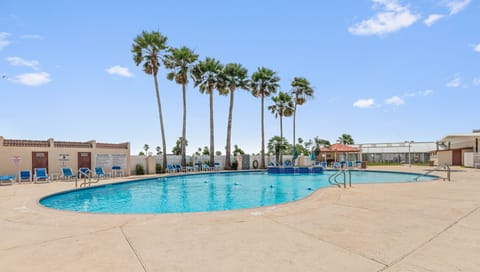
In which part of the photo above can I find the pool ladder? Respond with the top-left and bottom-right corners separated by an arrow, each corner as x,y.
75,169 -> 100,188
328,169 -> 352,188
414,163 -> 451,181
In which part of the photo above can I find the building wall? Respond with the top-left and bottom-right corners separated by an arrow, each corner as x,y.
0,137 -> 130,177
437,150 -> 453,166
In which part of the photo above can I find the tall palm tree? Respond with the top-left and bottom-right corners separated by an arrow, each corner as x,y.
131,31 -> 169,172
338,134 -> 354,145
218,63 -> 249,170
291,77 -> 314,153
163,46 -> 199,167
191,57 -> 223,166
268,91 -> 294,164
250,67 -> 280,169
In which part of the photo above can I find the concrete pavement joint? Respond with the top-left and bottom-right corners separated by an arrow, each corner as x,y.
378,206 -> 480,271
120,226 -> 148,272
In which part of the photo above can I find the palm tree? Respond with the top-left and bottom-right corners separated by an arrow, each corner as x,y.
268,91 -> 294,164
218,63 -> 249,170
250,67 -> 280,169
338,134 -> 354,145
163,46 -> 199,167
131,31 -> 169,172
291,77 -> 314,153
313,136 -> 331,161
267,136 -> 289,165
191,57 -> 223,167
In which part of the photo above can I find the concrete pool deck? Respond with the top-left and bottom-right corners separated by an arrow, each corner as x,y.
0,166 -> 479,271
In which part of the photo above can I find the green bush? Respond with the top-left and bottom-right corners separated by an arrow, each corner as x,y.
231,160 -> 239,170
135,164 -> 145,175
155,163 -> 162,174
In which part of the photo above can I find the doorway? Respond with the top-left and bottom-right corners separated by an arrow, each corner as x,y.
78,152 -> 92,171
32,152 -> 48,173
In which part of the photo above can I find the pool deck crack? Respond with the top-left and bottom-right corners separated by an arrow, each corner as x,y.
378,205 -> 480,271
120,226 -> 148,272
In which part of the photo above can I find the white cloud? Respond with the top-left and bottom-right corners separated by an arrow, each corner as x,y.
6,57 -> 40,70
446,74 -> 462,88
0,32 -> 11,50
473,43 -> 480,53
12,72 -> 51,86
446,0 -> 471,15
348,0 -> 420,36
424,14 -> 445,26
420,89 -> 434,96
20,34 -> 43,40
473,78 -> 480,86
106,65 -> 133,77
353,98 -> 376,108
385,96 -> 405,105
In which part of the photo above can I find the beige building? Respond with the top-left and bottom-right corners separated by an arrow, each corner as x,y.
433,131 -> 480,166
0,136 -> 130,179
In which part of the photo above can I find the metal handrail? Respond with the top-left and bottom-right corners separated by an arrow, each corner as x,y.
75,168 -> 100,188
414,163 -> 451,181
328,169 -> 352,188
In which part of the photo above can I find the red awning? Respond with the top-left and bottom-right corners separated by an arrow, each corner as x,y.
320,144 -> 361,152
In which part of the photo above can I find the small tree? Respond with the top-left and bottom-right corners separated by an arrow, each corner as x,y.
172,137 -> 188,155
233,144 -> 245,156
143,144 -> 150,156
155,146 -> 162,155
202,146 -> 210,156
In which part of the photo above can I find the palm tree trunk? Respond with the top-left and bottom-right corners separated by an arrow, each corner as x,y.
209,89 -> 215,167
260,94 -> 265,169
225,88 -> 234,170
293,105 -> 297,151
181,83 -> 187,167
153,75 -> 168,172
280,115 -> 283,165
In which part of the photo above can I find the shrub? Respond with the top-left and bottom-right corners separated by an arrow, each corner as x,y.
156,163 -> 162,174
231,160 -> 239,170
135,164 -> 145,175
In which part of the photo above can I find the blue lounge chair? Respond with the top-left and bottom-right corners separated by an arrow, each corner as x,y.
333,162 -> 340,169
194,163 -> 201,171
0,175 -> 15,185
321,161 -> 327,168
202,164 -> 212,171
112,166 -> 123,177
78,167 -> 91,178
214,162 -> 221,171
34,168 -> 49,183
347,161 -> 354,168
175,164 -> 184,172
19,170 -> 32,183
94,167 -> 110,179
167,164 -> 176,173
60,167 -> 77,181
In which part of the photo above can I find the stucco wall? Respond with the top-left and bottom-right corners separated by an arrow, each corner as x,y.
0,137 -> 130,178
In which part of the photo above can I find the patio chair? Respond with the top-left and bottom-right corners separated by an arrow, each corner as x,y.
78,167 -> 91,178
175,164 -> 184,172
60,167 -> 77,181
321,161 -> 327,168
19,170 -> 32,183
94,167 -> 110,179
194,162 -> 201,171
112,166 -> 124,177
202,164 -> 212,171
214,162 -> 221,171
0,175 -> 15,185
167,164 -> 176,173
34,168 -> 49,183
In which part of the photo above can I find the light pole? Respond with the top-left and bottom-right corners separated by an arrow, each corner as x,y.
405,141 -> 414,167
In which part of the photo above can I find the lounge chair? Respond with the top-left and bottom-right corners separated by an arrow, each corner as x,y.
78,167 -> 91,178
94,167 -> 110,179
194,163 -> 201,171
321,161 -> 327,168
34,168 -> 49,183
175,164 -> 184,172
112,166 -> 123,177
0,175 -> 15,185
60,167 -> 77,181
202,164 -> 212,171
19,170 -> 32,183
214,162 -> 221,171
167,164 -> 176,173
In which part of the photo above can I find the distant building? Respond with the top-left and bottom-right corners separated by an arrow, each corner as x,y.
352,141 -> 436,164
433,131 -> 480,167
0,136 -> 130,178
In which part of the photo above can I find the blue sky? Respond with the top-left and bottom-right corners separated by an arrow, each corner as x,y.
1,0 -> 479,155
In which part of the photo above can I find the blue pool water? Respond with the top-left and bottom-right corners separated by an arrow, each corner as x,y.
40,170 -> 436,214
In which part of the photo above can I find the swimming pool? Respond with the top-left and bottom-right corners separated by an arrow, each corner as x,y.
40,170 -> 436,214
